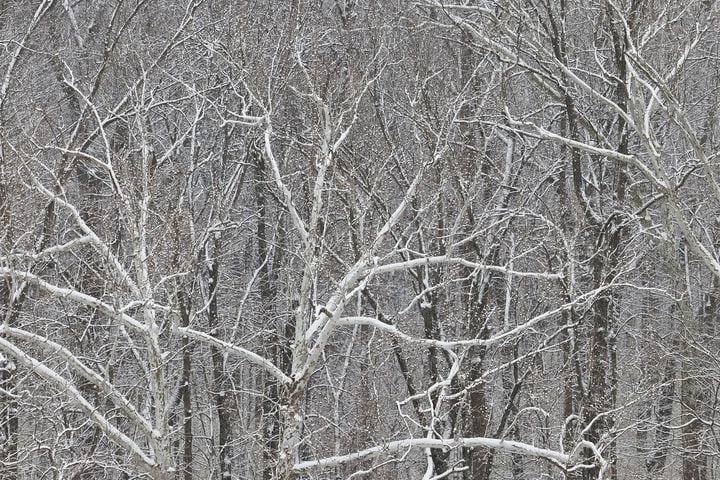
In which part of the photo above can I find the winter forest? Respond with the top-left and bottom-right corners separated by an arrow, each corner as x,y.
2,0 -> 720,479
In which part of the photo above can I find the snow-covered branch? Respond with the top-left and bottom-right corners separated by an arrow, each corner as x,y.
175,326 -> 291,385
336,283 -> 615,349
501,120 -> 669,192
374,255 -> 562,279
0,337 -> 159,475
0,267 -> 146,333
0,326 -> 154,437
294,437 -> 569,472
263,126 -> 309,246
30,179 -> 142,298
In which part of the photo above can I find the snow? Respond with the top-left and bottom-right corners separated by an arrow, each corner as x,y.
295,437 -> 569,472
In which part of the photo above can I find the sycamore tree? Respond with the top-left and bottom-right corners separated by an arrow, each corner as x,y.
418,1 -> 720,479
4,1 -> 720,480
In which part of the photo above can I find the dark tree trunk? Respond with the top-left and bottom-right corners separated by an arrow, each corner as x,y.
178,292 -> 194,480
463,272 -> 493,480
205,243 -> 232,480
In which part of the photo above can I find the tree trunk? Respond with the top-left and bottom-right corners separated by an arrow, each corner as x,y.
463,273 -> 493,480
206,245 -> 232,480
276,382 -> 304,480
178,292 -> 194,480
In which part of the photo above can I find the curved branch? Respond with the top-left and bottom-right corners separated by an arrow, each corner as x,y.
0,337 -> 159,474
0,326 -> 154,437
175,326 -> 291,385
294,437 -> 569,472
374,255 -> 562,279
0,267 -> 146,333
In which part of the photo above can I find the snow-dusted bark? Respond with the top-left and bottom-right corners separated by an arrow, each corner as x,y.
3,2 -> 720,479
294,437 -> 570,472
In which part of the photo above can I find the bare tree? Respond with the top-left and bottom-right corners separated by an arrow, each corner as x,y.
4,1 -> 720,480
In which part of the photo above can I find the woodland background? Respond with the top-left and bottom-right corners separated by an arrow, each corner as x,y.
1,1 -> 719,479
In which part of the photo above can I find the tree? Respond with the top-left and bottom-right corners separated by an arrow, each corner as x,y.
3,1 -> 720,479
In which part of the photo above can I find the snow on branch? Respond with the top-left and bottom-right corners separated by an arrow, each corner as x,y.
0,267 -> 147,333
374,255 -> 562,279
0,326 -> 154,437
501,120 -> 669,192
0,235 -> 93,262
263,126 -> 310,246
30,179 -> 142,297
0,336 -> 159,474
176,326 -> 291,385
337,283 -> 615,349
294,437 -> 569,473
